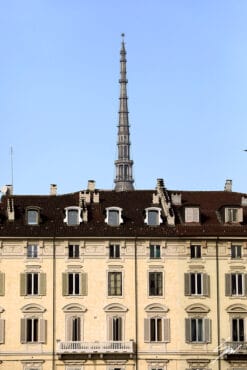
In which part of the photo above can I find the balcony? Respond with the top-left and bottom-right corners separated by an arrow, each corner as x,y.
223,342 -> 247,360
57,340 -> 134,357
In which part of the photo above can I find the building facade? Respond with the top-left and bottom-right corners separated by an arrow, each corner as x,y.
0,37 -> 247,370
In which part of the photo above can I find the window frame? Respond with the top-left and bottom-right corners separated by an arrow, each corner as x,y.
105,207 -> 123,226
64,206 -> 83,226
68,244 -> 80,259
190,245 -> 201,259
26,208 -> 40,225
149,271 -> 163,297
225,273 -> 247,297
144,207 -> 162,226
232,317 -> 245,342
62,272 -> 88,296
109,244 -> 120,259
150,244 -> 161,259
231,245 -> 242,259
144,316 -> 170,343
108,271 -> 122,296
27,244 -> 38,259
185,317 -> 211,343
184,207 -> 200,223
184,272 -> 210,297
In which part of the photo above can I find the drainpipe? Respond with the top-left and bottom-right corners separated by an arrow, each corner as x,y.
216,237 -> 221,370
52,233 -> 56,370
134,237 -> 138,370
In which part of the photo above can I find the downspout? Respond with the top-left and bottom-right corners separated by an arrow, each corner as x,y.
134,237 -> 138,370
216,237 -> 221,370
52,232 -> 56,370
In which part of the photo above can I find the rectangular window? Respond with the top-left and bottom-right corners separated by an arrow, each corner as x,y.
108,210 -> 119,226
227,208 -> 238,223
27,318 -> 38,342
112,317 -> 122,341
109,244 -> 120,259
191,273 -> 202,295
27,273 -> 39,295
108,272 -> 122,296
68,209 -> 79,225
184,273 -> 210,296
144,317 -> 170,343
185,318 -> 210,343
150,245 -> 161,259
149,272 -> 163,296
27,244 -> 38,258
225,273 -> 247,296
148,210 -> 159,226
232,274 -> 243,295
190,245 -> 201,259
68,273 -> 80,295
232,318 -> 244,342
185,207 -> 200,223
231,245 -> 242,259
68,244 -> 80,259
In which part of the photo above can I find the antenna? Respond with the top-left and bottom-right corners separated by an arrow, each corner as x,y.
10,146 -> 14,187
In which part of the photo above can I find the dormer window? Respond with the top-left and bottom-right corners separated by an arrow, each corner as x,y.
224,207 -> 243,223
64,207 -> 82,226
185,207 -> 200,223
145,207 -> 162,226
26,208 -> 39,225
105,207 -> 123,226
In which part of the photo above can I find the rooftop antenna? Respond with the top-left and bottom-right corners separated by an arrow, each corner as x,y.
10,146 -> 14,188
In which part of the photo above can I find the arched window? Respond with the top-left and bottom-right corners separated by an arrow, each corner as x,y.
105,207 -> 123,226
144,207 -> 162,226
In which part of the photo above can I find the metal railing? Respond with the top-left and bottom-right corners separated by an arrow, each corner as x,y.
224,342 -> 247,354
57,340 -> 134,354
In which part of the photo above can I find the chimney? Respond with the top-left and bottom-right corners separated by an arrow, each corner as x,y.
7,198 -> 15,221
87,180 -> 95,192
224,179 -> 232,192
171,193 -> 182,205
50,184 -> 57,195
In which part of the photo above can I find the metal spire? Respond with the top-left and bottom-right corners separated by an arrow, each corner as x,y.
114,34 -> 134,191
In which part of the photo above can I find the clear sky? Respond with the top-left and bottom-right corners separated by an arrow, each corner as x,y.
1,0 -> 247,195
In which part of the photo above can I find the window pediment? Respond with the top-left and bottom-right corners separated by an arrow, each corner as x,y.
226,303 -> 247,313
104,303 -> 128,312
185,303 -> 210,313
62,303 -> 87,313
21,303 -> 46,313
145,303 -> 169,313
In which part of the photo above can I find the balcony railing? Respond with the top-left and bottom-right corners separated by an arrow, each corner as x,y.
57,340 -> 134,354
224,342 -> 247,355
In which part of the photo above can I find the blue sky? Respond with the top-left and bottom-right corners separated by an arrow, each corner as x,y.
1,0 -> 247,194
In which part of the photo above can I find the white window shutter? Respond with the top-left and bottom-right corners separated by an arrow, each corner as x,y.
238,208 -> 243,222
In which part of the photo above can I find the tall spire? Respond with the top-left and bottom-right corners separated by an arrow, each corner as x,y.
114,34 -> 134,191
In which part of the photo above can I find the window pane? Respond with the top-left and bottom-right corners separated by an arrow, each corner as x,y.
150,318 -> 156,341
68,245 -> 79,259
157,318 -> 162,341
109,244 -> 120,258
148,211 -> 158,226
191,319 -> 197,342
68,210 -> 78,225
27,245 -> 38,258
108,272 -> 122,296
108,210 -> 119,226
68,274 -> 74,294
239,318 -> 244,342
197,274 -> 202,294
74,274 -> 80,294
27,210 -> 38,225
150,245 -> 160,259
191,274 -> 195,294
197,319 -> 203,342
33,273 -> 38,294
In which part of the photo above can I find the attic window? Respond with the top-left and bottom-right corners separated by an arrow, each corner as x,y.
26,209 -> 39,225
64,207 -> 82,226
105,207 -> 123,226
224,207 -> 243,223
185,207 -> 200,223
145,207 -> 162,226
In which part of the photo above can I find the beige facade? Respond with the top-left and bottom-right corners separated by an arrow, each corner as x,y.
0,232 -> 247,370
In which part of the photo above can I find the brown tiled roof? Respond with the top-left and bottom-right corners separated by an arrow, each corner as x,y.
0,190 -> 247,238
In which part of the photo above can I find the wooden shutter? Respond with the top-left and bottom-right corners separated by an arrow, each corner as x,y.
39,273 -> 46,296
225,273 -> 231,296
39,319 -> 46,343
203,274 -> 210,296
163,318 -> 170,342
0,319 -> 5,343
66,316 -> 72,341
0,273 -> 5,296
184,273 -> 191,296
80,273 -> 88,296
185,318 -> 191,342
238,208 -> 243,222
204,318 -> 211,343
144,318 -> 150,342
20,318 -> 27,343
62,273 -> 68,296
244,274 -> 247,296
108,316 -> 113,341
20,273 -> 27,296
